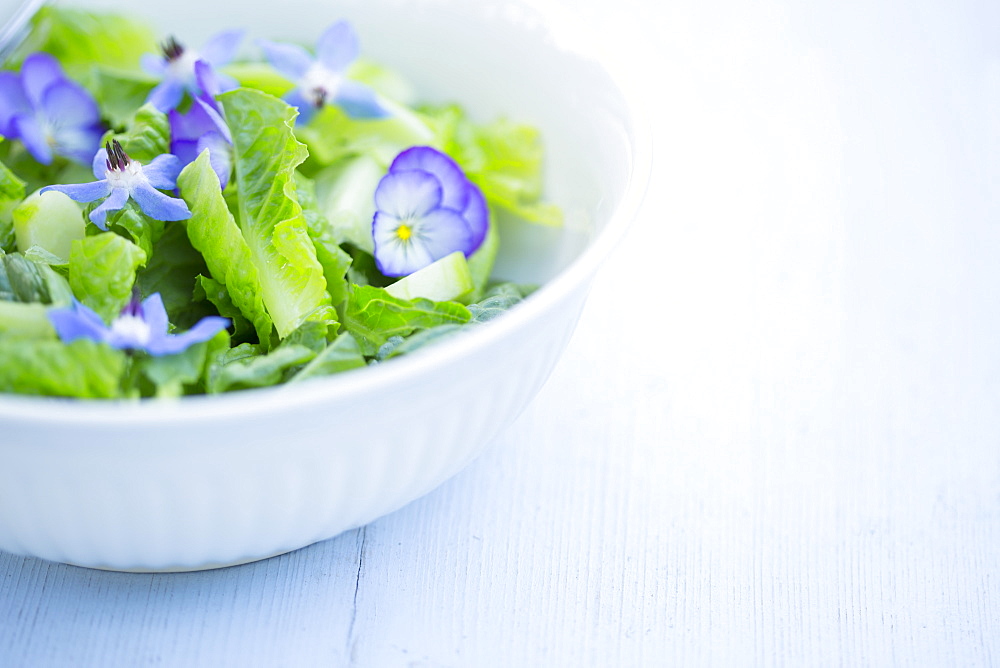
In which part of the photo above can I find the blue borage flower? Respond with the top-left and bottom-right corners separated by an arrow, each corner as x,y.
169,61 -> 234,188
49,292 -> 229,356
0,53 -> 104,165
258,20 -> 387,125
142,30 -> 244,112
372,146 -> 488,277
41,140 -> 191,229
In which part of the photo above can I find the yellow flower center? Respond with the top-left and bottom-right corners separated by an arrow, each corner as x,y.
396,224 -> 412,241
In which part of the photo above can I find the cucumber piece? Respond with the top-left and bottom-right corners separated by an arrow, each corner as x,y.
384,251 -> 474,303
13,189 -> 85,262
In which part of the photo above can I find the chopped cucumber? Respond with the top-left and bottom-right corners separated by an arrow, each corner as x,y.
13,189 -> 85,262
385,251 -> 474,303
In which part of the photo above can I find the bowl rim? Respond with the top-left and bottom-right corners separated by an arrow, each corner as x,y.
0,3 -> 653,427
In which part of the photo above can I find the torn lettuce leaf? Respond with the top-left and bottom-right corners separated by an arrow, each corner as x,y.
67,232 -> 145,322
0,338 -> 127,398
218,88 -> 335,339
178,151 -> 274,345
342,284 -> 471,355
432,105 -> 563,227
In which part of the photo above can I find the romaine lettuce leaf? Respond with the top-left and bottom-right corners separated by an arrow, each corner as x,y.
342,284 -> 471,355
194,274 -> 254,344
92,67 -> 159,129
138,330 -> 227,398
178,151 -> 274,344
0,145 -> 25,253
218,88 -> 335,339
0,338 -> 126,398
432,106 -> 563,227
0,301 -> 55,338
294,173 -> 351,310
134,220 -> 214,330
68,232 -> 145,321
289,332 -> 366,382
0,250 -> 72,306
104,202 -> 164,261
312,155 -> 383,253
297,103 -> 435,170
207,341 -> 315,393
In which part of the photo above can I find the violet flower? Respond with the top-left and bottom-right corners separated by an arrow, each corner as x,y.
41,140 -> 191,229
169,61 -> 233,188
0,53 -> 104,165
258,20 -> 387,125
372,146 -> 489,277
141,30 -> 244,112
49,292 -> 229,356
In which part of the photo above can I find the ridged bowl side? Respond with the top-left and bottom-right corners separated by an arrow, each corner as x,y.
0,286 -> 590,571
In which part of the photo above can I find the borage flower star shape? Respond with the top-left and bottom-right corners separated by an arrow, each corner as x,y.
49,292 -> 229,356
372,146 -> 489,276
258,20 -> 387,125
41,140 -> 191,229
0,52 -> 104,165
142,30 -> 244,112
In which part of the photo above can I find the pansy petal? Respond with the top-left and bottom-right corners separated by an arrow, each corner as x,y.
130,182 -> 191,222
141,53 -> 167,76
316,21 -> 359,72
197,132 -> 233,188
257,39 -> 314,80
0,73 -> 30,133
194,97 -> 231,142
199,29 -> 245,67
333,79 -> 387,119
389,146 -> 469,210
142,154 -> 183,189
10,115 -> 52,165
372,211 -> 436,277
53,124 -> 105,166
39,80 -> 102,127
412,207 -> 475,259
90,187 -> 130,229
462,183 -> 489,250
20,53 -> 64,108
48,300 -> 109,343
146,78 -> 186,113
145,315 -> 229,356
374,169 -> 443,219
41,179 -> 109,203
171,138 -> 200,166
169,107 -> 201,143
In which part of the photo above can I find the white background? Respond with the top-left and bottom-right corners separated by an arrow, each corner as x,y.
2,0 -> 999,665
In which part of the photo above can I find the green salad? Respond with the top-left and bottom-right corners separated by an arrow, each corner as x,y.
0,7 -> 560,398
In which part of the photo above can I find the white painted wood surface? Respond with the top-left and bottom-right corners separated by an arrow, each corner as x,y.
2,0 -> 999,665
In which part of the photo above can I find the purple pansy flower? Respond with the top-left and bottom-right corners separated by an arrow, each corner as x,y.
169,61 -> 233,188
41,140 -> 191,229
372,146 -> 489,277
258,20 -> 387,125
141,30 -> 244,112
0,53 -> 104,165
49,292 -> 229,356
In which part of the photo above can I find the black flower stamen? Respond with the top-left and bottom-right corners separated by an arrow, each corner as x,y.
310,86 -> 328,108
104,139 -> 131,172
161,36 -> 185,62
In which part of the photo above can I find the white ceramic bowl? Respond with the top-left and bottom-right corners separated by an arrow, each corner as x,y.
0,0 -> 650,571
